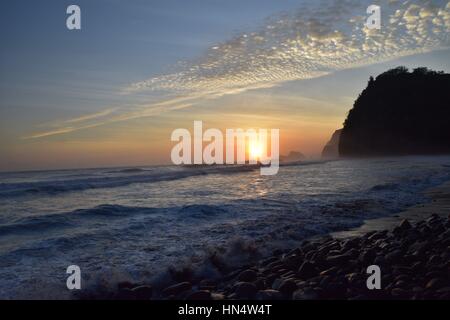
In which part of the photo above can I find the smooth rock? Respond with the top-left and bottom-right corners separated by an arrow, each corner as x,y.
238,269 -> 258,282
391,288 -> 409,299
256,289 -> 283,300
426,278 -> 446,290
292,288 -> 319,300
253,278 -> 266,290
117,281 -> 136,290
234,282 -> 257,299
271,278 -> 283,290
278,279 -> 298,295
162,282 -> 192,296
320,266 -> 340,276
385,249 -> 402,263
116,288 -> 135,300
297,261 -> 318,280
131,285 -> 153,300
326,253 -> 351,265
399,219 -> 412,230
185,290 -> 212,300
211,293 -> 225,300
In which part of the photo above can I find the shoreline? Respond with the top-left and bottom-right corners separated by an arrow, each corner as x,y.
331,180 -> 450,239
83,179 -> 450,300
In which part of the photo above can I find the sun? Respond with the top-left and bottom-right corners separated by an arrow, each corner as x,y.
249,141 -> 263,161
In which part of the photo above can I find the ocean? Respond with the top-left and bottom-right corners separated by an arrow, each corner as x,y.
0,156 -> 449,299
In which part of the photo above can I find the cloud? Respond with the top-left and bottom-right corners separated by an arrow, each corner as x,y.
24,123 -> 103,139
125,0 -> 449,94
28,0 -> 450,139
63,108 -> 117,124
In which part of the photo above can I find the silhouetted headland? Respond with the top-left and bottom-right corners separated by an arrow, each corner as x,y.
339,67 -> 450,157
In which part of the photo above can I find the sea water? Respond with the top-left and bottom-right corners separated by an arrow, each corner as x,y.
0,156 -> 449,298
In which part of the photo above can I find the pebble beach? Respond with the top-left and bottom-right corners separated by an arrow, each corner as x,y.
83,182 -> 450,300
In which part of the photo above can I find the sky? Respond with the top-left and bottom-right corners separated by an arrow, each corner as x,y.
0,0 -> 449,171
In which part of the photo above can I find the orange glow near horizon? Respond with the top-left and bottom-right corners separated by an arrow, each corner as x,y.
1,90 -> 346,172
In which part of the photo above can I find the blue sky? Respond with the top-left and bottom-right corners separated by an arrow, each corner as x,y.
1,0 -> 449,171
1,0 -> 308,137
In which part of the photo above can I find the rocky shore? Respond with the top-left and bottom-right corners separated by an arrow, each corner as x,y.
88,213 -> 449,301
77,181 -> 450,301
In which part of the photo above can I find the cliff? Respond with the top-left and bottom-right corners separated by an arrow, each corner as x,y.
321,129 -> 342,159
339,67 -> 450,157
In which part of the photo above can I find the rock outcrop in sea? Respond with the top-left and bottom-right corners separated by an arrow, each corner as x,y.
280,151 -> 305,163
